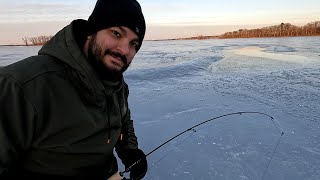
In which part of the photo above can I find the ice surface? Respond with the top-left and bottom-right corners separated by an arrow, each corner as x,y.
124,37 -> 320,180
1,36 -> 320,180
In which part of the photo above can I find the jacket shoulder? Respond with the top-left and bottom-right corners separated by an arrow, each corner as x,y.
0,55 -> 66,85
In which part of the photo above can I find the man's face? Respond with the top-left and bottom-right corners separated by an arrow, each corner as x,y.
87,26 -> 140,78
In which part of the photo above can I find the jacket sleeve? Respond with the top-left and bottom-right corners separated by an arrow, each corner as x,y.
115,85 -> 138,155
0,75 -> 36,176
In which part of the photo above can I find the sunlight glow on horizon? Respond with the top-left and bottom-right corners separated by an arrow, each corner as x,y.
0,0 -> 320,44
1,0 -> 319,25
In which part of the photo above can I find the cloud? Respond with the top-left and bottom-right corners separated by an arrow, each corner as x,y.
0,1 -> 93,23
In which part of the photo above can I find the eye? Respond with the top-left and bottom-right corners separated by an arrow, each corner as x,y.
130,41 -> 139,48
111,30 -> 121,38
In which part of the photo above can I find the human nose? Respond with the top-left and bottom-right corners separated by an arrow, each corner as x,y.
117,40 -> 130,56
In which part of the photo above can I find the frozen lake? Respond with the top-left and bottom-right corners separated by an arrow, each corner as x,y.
1,36 -> 320,180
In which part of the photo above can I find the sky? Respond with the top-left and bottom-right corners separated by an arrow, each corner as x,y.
0,0 -> 320,44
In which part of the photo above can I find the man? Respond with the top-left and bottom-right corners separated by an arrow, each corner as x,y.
0,0 -> 147,179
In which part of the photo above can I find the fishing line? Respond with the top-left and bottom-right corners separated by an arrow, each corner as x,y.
120,111 -> 285,180
146,115 -> 236,179
150,131 -> 195,168
261,132 -> 283,180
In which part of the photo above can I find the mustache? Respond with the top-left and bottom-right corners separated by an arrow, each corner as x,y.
105,49 -> 127,64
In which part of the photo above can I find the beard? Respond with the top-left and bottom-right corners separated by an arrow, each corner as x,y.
87,34 -> 131,81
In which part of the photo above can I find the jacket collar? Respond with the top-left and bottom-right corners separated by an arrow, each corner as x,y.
39,19 -> 124,97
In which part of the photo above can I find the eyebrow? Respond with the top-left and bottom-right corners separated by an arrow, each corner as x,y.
118,26 -> 140,43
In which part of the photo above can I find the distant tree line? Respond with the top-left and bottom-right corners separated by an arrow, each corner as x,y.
219,21 -> 320,39
20,21 -> 320,44
22,36 -> 52,46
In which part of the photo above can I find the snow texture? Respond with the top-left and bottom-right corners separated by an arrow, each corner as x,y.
1,36 -> 319,180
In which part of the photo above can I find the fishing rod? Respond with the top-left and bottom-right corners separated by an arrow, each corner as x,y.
119,111 -> 285,180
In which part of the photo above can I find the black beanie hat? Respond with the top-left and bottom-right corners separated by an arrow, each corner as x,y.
87,0 -> 146,51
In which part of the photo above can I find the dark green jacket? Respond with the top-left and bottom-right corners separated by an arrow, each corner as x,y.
0,20 -> 138,178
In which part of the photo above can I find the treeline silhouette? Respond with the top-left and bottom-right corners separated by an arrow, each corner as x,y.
220,21 -> 320,39
22,36 -> 53,46
20,21 -> 320,44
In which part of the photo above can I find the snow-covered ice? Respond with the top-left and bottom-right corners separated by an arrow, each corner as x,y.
1,36 -> 319,180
